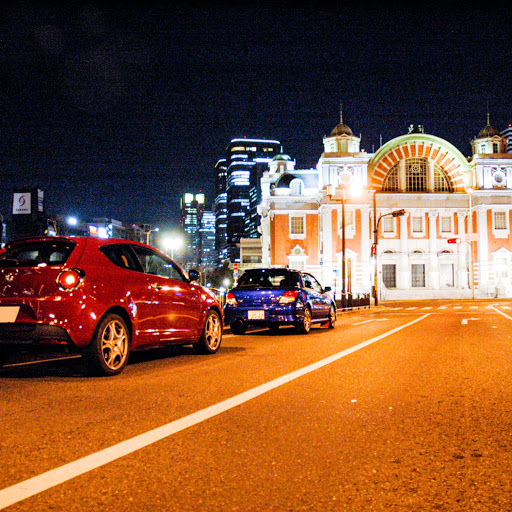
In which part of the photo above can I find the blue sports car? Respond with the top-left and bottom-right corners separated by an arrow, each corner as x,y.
224,268 -> 336,335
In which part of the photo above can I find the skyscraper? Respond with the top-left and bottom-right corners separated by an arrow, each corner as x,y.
198,211 -> 217,271
216,138 -> 281,262
214,159 -> 228,263
179,192 -> 205,269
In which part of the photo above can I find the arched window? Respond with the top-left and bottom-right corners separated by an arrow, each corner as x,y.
382,157 -> 453,192
406,158 -> 427,192
383,168 -> 399,191
290,178 -> 304,196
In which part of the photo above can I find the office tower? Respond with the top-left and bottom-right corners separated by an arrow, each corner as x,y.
216,138 -> 281,262
180,192 -> 205,268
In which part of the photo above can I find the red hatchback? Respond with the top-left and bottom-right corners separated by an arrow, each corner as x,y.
0,237 -> 223,375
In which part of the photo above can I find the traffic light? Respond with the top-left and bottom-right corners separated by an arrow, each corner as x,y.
447,238 -> 462,244
371,244 -> 377,256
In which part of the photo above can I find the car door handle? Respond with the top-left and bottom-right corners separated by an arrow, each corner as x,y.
150,283 -> 163,291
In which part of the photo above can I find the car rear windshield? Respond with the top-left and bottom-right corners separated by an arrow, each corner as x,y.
237,269 -> 300,288
0,240 -> 76,267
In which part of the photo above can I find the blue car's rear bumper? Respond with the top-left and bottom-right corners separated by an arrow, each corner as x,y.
224,305 -> 304,327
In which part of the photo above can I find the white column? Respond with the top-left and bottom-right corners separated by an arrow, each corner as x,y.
428,210 -> 439,289
456,210 -> 469,289
397,211 -> 409,289
476,205 -> 489,294
319,205 -> 332,285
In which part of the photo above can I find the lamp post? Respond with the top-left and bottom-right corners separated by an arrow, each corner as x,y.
145,227 -> 159,245
328,181 -> 363,307
163,235 -> 183,260
341,187 -> 347,307
372,191 -> 405,306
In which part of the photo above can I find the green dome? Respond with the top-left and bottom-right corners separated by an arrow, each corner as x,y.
330,122 -> 353,137
273,154 -> 293,161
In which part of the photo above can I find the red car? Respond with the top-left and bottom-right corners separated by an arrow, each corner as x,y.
0,236 -> 223,375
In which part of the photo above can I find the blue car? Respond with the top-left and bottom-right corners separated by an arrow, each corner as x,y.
224,268 -> 336,335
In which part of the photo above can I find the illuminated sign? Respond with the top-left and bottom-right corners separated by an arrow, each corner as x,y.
12,193 -> 31,215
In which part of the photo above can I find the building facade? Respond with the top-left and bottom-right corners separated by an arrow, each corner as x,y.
215,138 -> 281,263
180,192 -> 205,269
258,119 -> 512,300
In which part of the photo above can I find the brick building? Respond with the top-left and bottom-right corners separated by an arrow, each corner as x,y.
257,117 -> 512,300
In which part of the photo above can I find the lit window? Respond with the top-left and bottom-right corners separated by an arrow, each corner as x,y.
406,159 -> 427,192
441,216 -> 452,233
412,216 -> 424,233
382,216 -> 395,233
495,211 -> 508,230
383,158 -> 452,192
290,216 -> 305,236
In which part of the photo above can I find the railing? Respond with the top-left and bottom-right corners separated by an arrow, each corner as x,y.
336,293 -> 371,311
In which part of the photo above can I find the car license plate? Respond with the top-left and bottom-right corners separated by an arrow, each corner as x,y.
0,306 -> 20,323
248,310 -> 265,320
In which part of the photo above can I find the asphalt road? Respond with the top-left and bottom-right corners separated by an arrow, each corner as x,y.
1,300 -> 512,511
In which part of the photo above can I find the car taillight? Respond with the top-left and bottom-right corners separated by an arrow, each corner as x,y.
56,269 -> 85,291
226,292 -> 238,306
279,290 -> 298,304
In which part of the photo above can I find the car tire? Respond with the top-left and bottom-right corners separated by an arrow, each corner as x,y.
194,309 -> 223,354
328,304 -> 336,329
230,321 -> 247,335
296,306 -> 312,334
84,314 -> 130,376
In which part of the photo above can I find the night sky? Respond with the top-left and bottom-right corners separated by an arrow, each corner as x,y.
1,4 -> 512,229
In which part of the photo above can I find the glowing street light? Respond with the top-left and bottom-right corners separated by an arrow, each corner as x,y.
163,235 -> 183,260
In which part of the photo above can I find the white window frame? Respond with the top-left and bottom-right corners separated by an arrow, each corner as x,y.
440,215 -> 452,234
493,210 -> 510,239
288,245 -> 307,270
381,216 -> 396,237
289,214 -> 306,239
411,215 -> 425,237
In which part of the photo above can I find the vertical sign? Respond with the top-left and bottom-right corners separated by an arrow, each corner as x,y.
38,189 -> 44,212
12,192 -> 31,214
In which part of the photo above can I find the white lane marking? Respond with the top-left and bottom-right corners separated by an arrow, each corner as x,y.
0,314 -> 431,510
470,306 -> 478,309
489,306 -> 512,321
421,307 -> 433,310
388,307 -> 403,310
406,307 -> 417,310
352,319 -> 389,325
461,318 -> 479,325
438,306 -> 447,309
454,306 -> 462,309
502,306 -> 512,310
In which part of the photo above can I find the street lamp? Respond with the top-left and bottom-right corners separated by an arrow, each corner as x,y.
372,191 -> 405,306
328,181 -> 362,307
145,227 -> 159,245
163,235 -> 183,260
448,188 -> 475,299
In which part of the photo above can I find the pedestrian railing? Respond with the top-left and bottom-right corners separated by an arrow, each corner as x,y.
336,293 -> 371,311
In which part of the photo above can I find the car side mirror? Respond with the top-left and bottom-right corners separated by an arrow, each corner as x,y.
324,286 -> 331,292
188,269 -> 200,282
